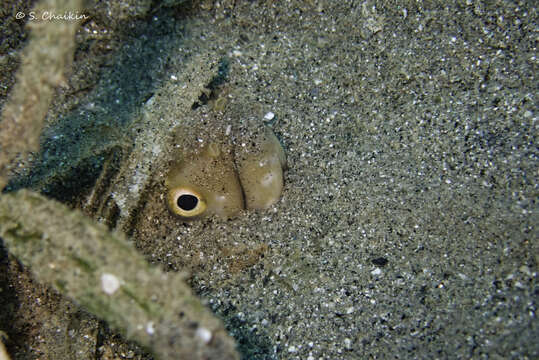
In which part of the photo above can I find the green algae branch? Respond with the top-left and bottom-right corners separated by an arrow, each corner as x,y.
0,0 -> 82,190
0,190 -> 239,360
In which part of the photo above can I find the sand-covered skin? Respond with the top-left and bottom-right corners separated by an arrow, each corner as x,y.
2,1 -> 537,359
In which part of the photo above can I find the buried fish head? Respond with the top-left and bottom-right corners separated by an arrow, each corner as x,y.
166,122 -> 286,220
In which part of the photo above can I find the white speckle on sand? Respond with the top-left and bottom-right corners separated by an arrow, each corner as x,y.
195,327 -> 212,344
458,273 -> 469,281
264,111 -> 275,120
129,183 -> 140,194
152,143 -> 162,157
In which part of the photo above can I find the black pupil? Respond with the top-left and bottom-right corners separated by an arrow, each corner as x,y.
177,194 -> 198,211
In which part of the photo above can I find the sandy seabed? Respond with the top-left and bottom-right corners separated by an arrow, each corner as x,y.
1,1 -> 537,359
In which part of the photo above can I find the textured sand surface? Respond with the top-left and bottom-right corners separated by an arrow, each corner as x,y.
1,1 -> 536,359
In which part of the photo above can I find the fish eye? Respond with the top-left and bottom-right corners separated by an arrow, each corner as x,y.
177,194 -> 198,210
167,187 -> 207,218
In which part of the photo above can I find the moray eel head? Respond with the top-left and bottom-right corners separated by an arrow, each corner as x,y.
166,142 -> 245,219
166,126 -> 286,220
236,129 -> 287,209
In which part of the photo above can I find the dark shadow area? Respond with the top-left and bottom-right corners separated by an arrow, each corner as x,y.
4,8 -> 183,204
0,242 -> 29,358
